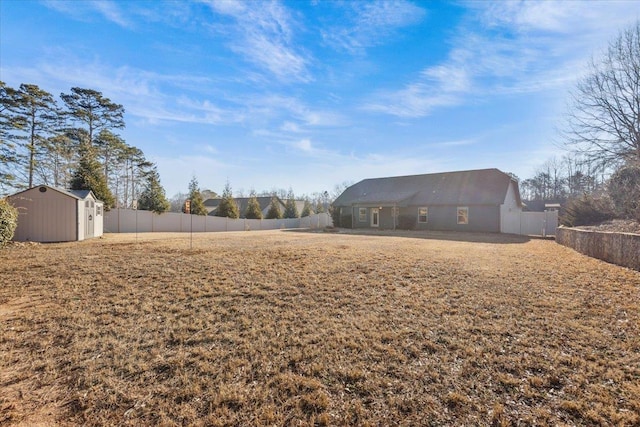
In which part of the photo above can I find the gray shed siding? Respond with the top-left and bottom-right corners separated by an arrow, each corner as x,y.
10,188 -> 78,242
8,186 -> 104,242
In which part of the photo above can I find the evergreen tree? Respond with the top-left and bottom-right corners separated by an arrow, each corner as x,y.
301,198 -> 313,217
215,181 -> 239,218
283,189 -> 299,218
60,87 -> 124,147
42,132 -> 76,189
266,196 -> 283,219
95,129 -> 127,189
185,176 -> 207,215
137,166 -> 170,214
0,82 -> 20,192
70,142 -> 115,209
245,192 -> 263,219
12,84 -> 59,188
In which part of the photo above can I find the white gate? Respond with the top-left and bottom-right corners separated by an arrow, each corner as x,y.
519,211 -> 558,236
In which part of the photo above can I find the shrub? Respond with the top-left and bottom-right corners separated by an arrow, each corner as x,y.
339,214 -> 352,229
330,205 -> 341,227
398,215 -> 416,230
244,195 -> 263,219
266,197 -> 283,219
561,195 -> 615,227
0,198 -> 18,246
608,165 -> 640,221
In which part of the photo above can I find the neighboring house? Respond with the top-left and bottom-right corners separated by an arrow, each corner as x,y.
8,185 -> 104,242
333,168 -> 523,233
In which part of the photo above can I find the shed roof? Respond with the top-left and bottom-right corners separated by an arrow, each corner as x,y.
334,168 -> 522,207
8,185 -> 101,202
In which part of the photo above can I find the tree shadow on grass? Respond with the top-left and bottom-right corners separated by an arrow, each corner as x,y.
285,228 -> 537,244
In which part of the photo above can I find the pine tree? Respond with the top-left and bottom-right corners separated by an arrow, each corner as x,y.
12,84 -> 59,188
60,87 -> 124,147
137,166 -> 170,214
301,199 -> 313,217
283,189 -> 299,218
70,142 -> 115,209
0,82 -> 20,191
245,192 -> 263,219
185,176 -> 207,215
266,196 -> 283,219
215,181 -> 239,218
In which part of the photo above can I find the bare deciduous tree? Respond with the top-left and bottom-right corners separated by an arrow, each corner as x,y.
564,21 -> 640,169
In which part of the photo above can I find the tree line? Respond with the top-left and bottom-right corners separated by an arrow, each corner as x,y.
177,176 -> 346,220
520,21 -> 640,225
0,82 -> 170,213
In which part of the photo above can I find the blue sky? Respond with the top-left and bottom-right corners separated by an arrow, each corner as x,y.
2,1 -> 640,197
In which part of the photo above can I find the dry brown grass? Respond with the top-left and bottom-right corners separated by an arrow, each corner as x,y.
1,229 -> 639,426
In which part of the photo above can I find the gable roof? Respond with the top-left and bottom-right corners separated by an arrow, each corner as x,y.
8,185 -> 100,202
334,168 -> 522,207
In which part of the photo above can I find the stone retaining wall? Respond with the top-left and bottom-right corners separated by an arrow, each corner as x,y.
556,227 -> 640,271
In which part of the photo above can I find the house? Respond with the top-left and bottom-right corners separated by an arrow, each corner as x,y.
332,168 -> 523,233
8,185 -> 104,242
204,197 -> 307,218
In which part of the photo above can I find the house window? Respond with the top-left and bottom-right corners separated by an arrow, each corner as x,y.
418,207 -> 428,223
359,208 -> 367,222
457,207 -> 469,224
96,206 -> 103,216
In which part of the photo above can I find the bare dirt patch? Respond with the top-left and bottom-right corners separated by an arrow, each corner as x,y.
1,230 -> 639,425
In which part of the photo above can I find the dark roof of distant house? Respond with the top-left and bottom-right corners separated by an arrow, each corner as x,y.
333,168 -> 522,207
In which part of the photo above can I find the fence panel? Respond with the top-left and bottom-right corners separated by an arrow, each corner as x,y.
519,211 -> 558,236
104,209 -> 332,234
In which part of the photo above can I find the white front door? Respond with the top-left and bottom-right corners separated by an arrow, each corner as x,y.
371,208 -> 379,227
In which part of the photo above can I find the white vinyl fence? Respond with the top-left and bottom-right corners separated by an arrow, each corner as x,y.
104,209 -> 332,233
519,210 -> 558,236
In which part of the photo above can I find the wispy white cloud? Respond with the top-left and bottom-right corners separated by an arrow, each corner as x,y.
243,94 -> 348,130
295,138 -> 313,153
478,0 -> 636,35
322,0 -> 426,54
1,56 -> 242,126
365,1 -> 640,118
42,0 -> 133,28
201,0 -> 311,82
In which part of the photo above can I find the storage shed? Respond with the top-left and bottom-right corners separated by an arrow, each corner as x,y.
8,185 -> 104,242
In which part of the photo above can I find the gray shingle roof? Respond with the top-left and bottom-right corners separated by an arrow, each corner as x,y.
9,185 -> 99,202
334,168 -> 521,207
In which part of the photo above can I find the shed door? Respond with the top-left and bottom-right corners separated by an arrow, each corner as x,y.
85,201 -> 94,238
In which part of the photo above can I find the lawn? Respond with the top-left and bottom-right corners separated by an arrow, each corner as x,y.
1,230 -> 639,426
